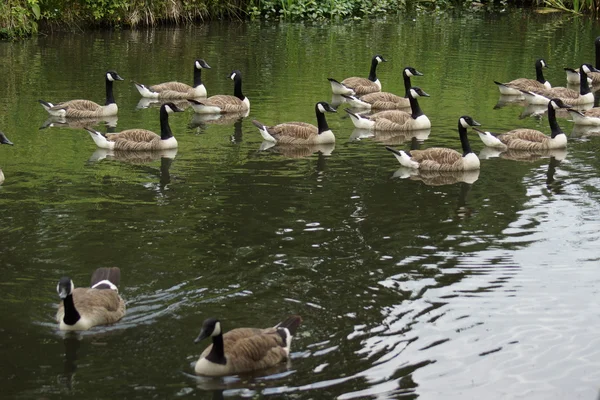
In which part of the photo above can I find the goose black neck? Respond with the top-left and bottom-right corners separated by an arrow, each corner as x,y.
579,68 -> 592,95
547,104 -> 563,138
458,122 -> 473,157
596,40 -> 600,68
403,73 -> 412,97
535,63 -> 546,84
368,58 -> 379,82
105,79 -> 116,105
409,95 -> 424,119
233,76 -> 244,101
159,108 -> 173,140
193,66 -> 203,88
316,105 -> 331,134
206,333 -> 226,365
62,295 -> 81,326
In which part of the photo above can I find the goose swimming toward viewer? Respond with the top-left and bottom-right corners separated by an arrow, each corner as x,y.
56,267 -> 125,331
135,59 -> 211,99
39,71 -> 124,118
85,102 -> 183,151
193,315 -> 302,376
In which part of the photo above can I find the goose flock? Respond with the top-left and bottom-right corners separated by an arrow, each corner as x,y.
1,37 -> 599,378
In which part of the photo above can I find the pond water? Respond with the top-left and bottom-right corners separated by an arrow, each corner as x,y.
2,10 -> 600,400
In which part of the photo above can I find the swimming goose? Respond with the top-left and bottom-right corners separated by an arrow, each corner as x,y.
188,70 -> 249,114
521,64 -> 599,105
568,106 -> 600,125
345,87 -> 430,131
135,59 -> 211,99
565,37 -> 600,84
494,58 -> 551,95
85,102 -> 183,151
343,67 -> 423,110
328,55 -> 387,95
252,101 -> 337,144
39,71 -> 124,118
193,315 -> 302,376
475,98 -> 570,150
56,267 -> 125,331
385,116 -> 481,171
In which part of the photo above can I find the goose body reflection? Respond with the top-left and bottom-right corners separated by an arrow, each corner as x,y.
40,115 -> 118,130
393,167 -> 480,186
259,141 -> 335,157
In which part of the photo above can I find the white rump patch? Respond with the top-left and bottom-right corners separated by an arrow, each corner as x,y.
91,279 -> 118,291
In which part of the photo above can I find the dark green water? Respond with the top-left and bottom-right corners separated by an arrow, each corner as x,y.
2,11 -> 600,399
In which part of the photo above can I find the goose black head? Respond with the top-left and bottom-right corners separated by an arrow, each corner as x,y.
536,59 -> 549,68
57,277 -> 74,300
549,98 -> 572,109
194,317 -> 222,343
580,64 -> 600,75
408,87 -> 430,98
0,132 -> 13,145
459,116 -> 481,128
195,59 -> 211,69
316,102 -> 337,114
106,71 -> 124,82
404,67 -> 424,77
228,70 -> 242,81
374,55 -> 387,63
162,102 -> 185,114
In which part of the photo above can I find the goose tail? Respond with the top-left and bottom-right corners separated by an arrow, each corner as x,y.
85,127 -> 113,149
328,78 -> 355,95
386,146 -> 419,168
345,109 -> 374,129
252,120 -> 277,142
134,82 -> 159,98
90,267 -> 121,291
38,99 -> 66,116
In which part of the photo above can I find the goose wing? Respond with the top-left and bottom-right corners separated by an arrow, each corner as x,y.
106,129 -> 160,142
500,129 -> 548,143
56,288 -> 125,325
410,148 -> 464,171
360,92 -> 402,103
222,328 -> 288,373
150,81 -> 192,93
341,77 -> 380,95
203,95 -> 247,112
502,78 -> 546,92
370,110 -> 412,124
540,87 -> 578,99
56,99 -> 103,112
268,122 -> 318,144
584,107 -> 600,117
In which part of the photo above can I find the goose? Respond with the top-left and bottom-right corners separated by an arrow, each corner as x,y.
252,101 -> 337,144
385,116 -> 481,171
565,37 -> 600,84
188,70 -> 249,114
39,71 -> 124,118
328,55 -> 387,96
345,87 -> 430,131
568,106 -> 600,125
521,64 -> 599,106
85,102 -> 183,151
475,98 -> 570,150
343,67 -> 423,110
0,132 -> 13,185
494,58 -> 551,95
135,59 -> 211,99
56,267 -> 125,331
193,315 -> 302,376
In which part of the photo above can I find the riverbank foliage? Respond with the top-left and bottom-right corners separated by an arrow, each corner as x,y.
1,0 -> 597,40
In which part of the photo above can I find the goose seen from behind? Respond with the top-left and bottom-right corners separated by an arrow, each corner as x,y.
385,116 -> 482,171
188,70 -> 249,114
345,87 -> 431,131
56,267 -> 125,331
193,315 -> 302,376
39,71 -> 124,118
343,67 -> 423,110
252,101 -> 337,144
85,102 -> 183,151
521,64 -> 599,106
328,55 -> 387,96
135,59 -> 211,99
476,98 -> 570,150
494,58 -> 551,95
565,37 -> 600,84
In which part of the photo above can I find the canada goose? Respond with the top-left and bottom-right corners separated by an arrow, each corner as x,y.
188,70 -> 249,114
565,37 -> 600,84
345,87 -> 430,131
39,71 -> 124,118
385,116 -> 482,171
85,102 -> 183,151
328,55 -> 387,96
494,58 -> 551,95
475,98 -> 570,150
56,267 -> 125,331
252,101 -> 337,144
135,59 -> 211,99
193,315 -> 302,376
343,67 -> 423,110
521,64 -> 599,105
568,106 -> 600,125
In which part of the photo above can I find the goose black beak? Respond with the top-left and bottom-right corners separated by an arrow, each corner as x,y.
471,120 -> 482,127
194,330 -> 209,344
58,289 -> 68,299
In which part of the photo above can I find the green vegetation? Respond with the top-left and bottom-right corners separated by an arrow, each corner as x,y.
0,0 -> 597,40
